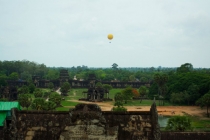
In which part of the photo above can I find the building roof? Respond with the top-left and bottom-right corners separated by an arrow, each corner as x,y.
0,102 -> 21,126
0,102 -> 21,111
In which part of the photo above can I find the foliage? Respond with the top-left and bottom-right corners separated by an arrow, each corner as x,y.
28,83 -> 36,93
9,72 -> 19,80
154,73 -> 168,105
48,82 -> 54,91
49,92 -> 62,107
165,116 -> 192,131
31,98 -> 45,110
102,84 -> 113,91
114,92 -> 124,101
20,71 -> 32,82
42,101 -> 57,111
121,86 -> 133,103
2,60 -> 210,106
132,89 -> 139,97
129,75 -> 135,81
34,89 -> 43,98
95,82 -> 103,88
170,92 -> 185,105
177,63 -> 193,73
196,91 -> 210,117
18,94 -> 32,109
44,69 -> 59,80
18,85 -> 29,94
114,101 -> 124,108
43,92 -> 51,98
0,98 -> 8,101
139,86 -> 148,97
112,106 -> 127,112
60,82 -> 70,96
0,74 -> 8,86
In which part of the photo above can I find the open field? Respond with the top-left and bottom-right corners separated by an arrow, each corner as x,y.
57,88 -> 210,131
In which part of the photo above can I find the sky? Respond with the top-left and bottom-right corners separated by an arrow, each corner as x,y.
0,0 -> 210,68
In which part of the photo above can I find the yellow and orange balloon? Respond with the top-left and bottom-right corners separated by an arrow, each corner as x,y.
107,34 -> 113,40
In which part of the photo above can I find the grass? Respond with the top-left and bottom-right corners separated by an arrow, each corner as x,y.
61,100 -> 79,106
55,107 -> 71,111
187,114 -> 210,131
40,88 -> 51,93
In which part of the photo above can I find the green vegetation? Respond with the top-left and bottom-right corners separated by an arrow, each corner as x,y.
196,91 -> 210,117
61,101 -> 78,106
17,94 -> 32,110
60,82 -> 70,96
165,116 -> 192,131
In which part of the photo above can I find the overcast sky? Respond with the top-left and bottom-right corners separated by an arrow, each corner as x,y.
0,0 -> 210,68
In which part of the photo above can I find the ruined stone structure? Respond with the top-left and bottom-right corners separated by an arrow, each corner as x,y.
1,103 -> 161,140
79,74 -> 111,102
7,69 -> 151,89
59,69 -> 70,86
0,86 -> 18,101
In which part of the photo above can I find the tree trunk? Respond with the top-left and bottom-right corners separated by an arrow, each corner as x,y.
207,106 -> 209,117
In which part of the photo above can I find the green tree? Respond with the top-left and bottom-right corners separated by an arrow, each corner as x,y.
44,69 -> 59,80
48,82 -> 54,91
49,92 -> 62,107
60,82 -> 70,96
129,75 -> 135,81
31,98 -> 45,110
187,84 -> 200,105
121,86 -> 133,104
95,82 -> 103,88
0,74 -> 8,86
165,116 -> 192,131
114,92 -> 124,103
177,63 -> 193,73
18,85 -> 29,94
113,92 -> 127,112
102,84 -> 112,91
28,83 -> 36,93
196,91 -> 210,117
34,89 -> 43,98
43,101 -> 57,111
170,92 -> 185,105
9,72 -> 19,80
20,71 -> 32,82
139,86 -> 148,103
18,94 -> 32,110
154,73 -> 168,105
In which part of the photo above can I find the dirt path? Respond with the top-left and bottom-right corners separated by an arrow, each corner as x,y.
65,99 -> 209,118
56,88 -> 61,95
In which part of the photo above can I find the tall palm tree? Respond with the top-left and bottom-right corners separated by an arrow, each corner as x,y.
154,73 -> 168,105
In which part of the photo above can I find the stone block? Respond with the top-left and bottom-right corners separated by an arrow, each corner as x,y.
25,136 -> 33,140
26,131 -> 35,136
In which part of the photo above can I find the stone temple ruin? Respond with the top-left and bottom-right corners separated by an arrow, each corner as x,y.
0,103 -> 161,140
79,74 -> 111,102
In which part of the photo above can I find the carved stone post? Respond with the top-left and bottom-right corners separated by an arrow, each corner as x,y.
150,102 -> 161,140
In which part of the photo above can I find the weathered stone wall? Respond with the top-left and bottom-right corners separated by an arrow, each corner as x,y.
161,132 -> 210,140
0,130 -> 3,140
14,110 -> 71,140
5,104 -> 157,140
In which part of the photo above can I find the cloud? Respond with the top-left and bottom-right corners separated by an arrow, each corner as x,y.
0,0 -> 210,67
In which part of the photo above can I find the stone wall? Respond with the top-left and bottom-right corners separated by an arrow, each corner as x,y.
4,103 -> 160,140
161,132 -> 210,140
0,130 -> 3,140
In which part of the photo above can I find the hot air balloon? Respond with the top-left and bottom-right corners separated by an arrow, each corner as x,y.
107,34 -> 113,43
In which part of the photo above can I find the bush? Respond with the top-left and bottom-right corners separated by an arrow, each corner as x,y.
112,107 -> 127,112
165,115 -> 192,131
34,89 -> 43,98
